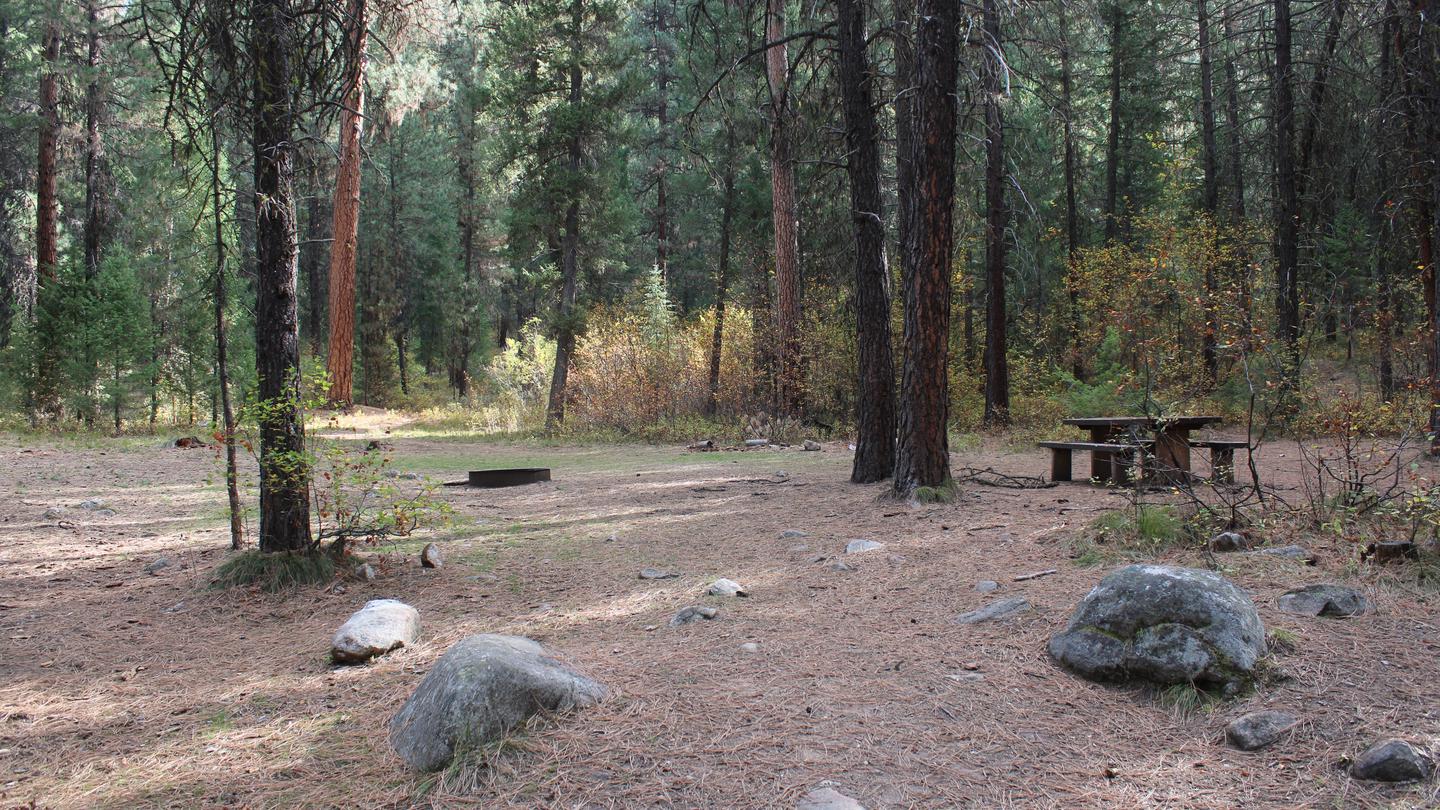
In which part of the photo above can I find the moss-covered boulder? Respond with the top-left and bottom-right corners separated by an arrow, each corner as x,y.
1048,565 -> 1265,695
389,634 -> 605,771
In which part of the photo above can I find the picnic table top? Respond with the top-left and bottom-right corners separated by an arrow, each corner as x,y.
1062,415 -> 1222,430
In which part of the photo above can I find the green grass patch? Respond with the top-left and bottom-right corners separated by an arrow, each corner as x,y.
211,550 -> 339,592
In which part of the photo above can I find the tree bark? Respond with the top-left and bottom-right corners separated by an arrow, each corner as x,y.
211,119 -> 245,550
253,0 -> 313,552
1375,0 -> 1398,401
325,0 -> 368,407
31,18 -> 61,421
1060,0 -> 1083,379
707,138 -> 736,419
546,0 -> 585,430
1198,0 -> 1219,386
893,0 -> 915,265
1273,0 -> 1301,389
1103,4 -> 1123,243
838,0 -> 896,482
82,0 -> 110,425
982,0 -> 1010,426
892,0 -> 959,497
765,0 -> 803,416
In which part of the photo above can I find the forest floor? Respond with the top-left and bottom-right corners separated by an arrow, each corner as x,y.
2,421 -> 1439,808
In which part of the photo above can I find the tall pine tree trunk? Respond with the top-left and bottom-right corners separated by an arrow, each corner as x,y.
893,0 -> 959,497
546,1 -> 585,430
765,0 -> 802,416
707,136 -> 736,419
325,0 -> 368,407
32,18 -> 61,421
1060,0 -> 1083,379
1273,0 -> 1302,392
212,119 -> 244,550
82,0 -> 110,425
253,0 -> 312,552
1198,0 -> 1220,386
838,0 -> 895,483
981,0 -> 1010,426
893,0 -> 915,264
1103,5 -> 1123,243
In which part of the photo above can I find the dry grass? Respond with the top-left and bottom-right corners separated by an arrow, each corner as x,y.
1,433 -> 1438,808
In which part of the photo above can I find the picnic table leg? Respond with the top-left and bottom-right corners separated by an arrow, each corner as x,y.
1050,447 -> 1073,482
1211,447 -> 1235,484
1153,429 -> 1192,485
1088,428 -> 1113,482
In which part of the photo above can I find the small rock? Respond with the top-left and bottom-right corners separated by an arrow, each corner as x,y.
353,563 -> 377,582
739,642 -> 761,652
670,606 -> 719,627
638,568 -> 679,580
975,580 -> 1000,593
829,561 -> 855,572
399,472 -> 422,481
1247,544 -> 1314,562
1208,531 -> 1252,552
78,499 -> 106,510
1277,584 -> 1369,618
790,544 -> 813,553
605,534 -> 619,543
774,470 -> 789,480
331,599 -> 421,664
780,529 -> 809,539
642,624 -> 658,632
144,557 -> 171,575
845,539 -> 884,554
420,543 -> 444,569
956,597 -> 1032,625
744,438 -> 768,447
1224,710 -> 1297,751
797,786 -> 865,810
802,440 -> 821,451
946,671 -> 986,683
43,507 -> 66,520
1350,738 -> 1435,782
708,578 -> 748,597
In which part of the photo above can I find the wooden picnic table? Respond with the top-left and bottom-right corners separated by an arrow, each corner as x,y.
1062,415 -> 1223,484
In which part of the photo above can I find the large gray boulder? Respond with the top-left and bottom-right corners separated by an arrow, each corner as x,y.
1048,565 -> 1266,694
389,634 -> 605,771
331,599 -> 420,664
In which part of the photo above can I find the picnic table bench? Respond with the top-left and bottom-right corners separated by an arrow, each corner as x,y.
1039,416 -> 1245,485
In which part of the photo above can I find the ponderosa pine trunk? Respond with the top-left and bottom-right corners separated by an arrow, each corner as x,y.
892,0 -> 959,497
1103,4 -> 1123,243
82,0 -> 110,425
838,0 -> 895,483
1273,0 -> 1301,392
766,0 -> 803,416
1375,0 -> 1399,401
546,1 -> 584,430
325,0 -> 368,407
893,0 -> 915,262
1060,0 -> 1082,379
32,18 -> 60,421
253,0 -> 313,552
211,119 -> 244,550
707,139 -> 736,419
981,0 -> 1010,427
1198,0 -> 1220,386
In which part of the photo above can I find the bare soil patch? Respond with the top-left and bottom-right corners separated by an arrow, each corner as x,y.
2,432 -> 1438,808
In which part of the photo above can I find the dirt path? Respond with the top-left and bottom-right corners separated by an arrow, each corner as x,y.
1,434 -> 1437,808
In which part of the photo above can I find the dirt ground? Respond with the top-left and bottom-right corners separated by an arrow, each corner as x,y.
2,426 -> 1439,809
